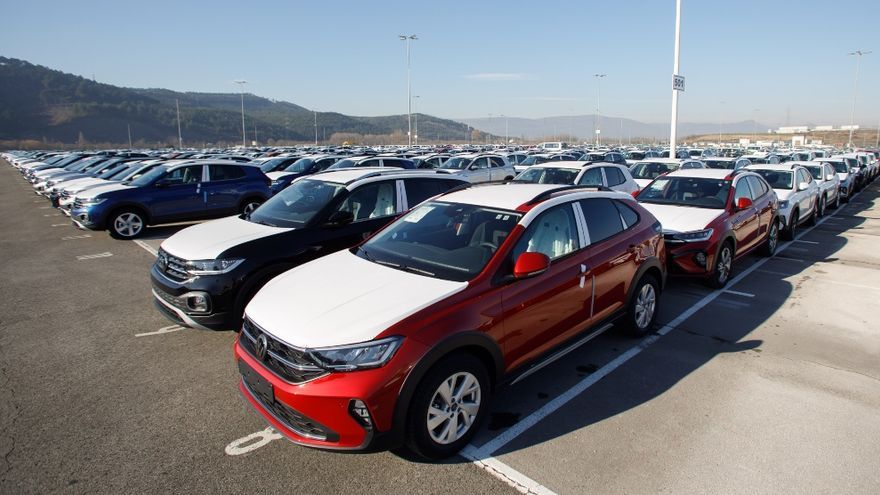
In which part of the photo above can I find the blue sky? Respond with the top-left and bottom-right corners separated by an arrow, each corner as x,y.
2,0 -> 878,126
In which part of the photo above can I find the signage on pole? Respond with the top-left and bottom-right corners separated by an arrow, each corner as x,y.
672,74 -> 685,92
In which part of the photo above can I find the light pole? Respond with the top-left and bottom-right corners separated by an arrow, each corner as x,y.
176,98 -> 183,149
848,50 -> 871,148
234,80 -> 248,148
399,34 -> 417,147
718,100 -> 725,145
594,73 -> 606,146
413,95 -> 420,145
752,108 -> 760,144
501,114 -> 508,145
314,110 -> 318,146
669,0 -> 682,157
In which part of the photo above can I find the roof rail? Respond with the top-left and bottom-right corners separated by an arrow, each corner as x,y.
523,185 -> 611,206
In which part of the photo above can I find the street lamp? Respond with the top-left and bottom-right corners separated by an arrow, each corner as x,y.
413,95 -> 420,146
501,114 -> 508,145
233,80 -> 248,148
669,0 -> 682,157
752,108 -> 760,145
594,74 -> 606,146
848,50 -> 871,148
399,34 -> 418,147
718,100 -> 725,145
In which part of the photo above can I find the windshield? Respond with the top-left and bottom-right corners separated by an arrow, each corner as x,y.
845,158 -> 859,168
704,160 -> 734,169
127,165 -> 168,187
248,179 -> 345,228
805,166 -> 823,180
441,157 -> 471,170
626,152 -> 646,160
106,164 -> 139,180
637,177 -> 731,209
357,201 -> 522,282
630,161 -> 679,179
327,158 -> 357,169
514,167 -> 578,184
283,157 -> 315,173
519,155 -> 549,166
751,169 -> 793,190
259,158 -> 292,173
828,161 -> 848,173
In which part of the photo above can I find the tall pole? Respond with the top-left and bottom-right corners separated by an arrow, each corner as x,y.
875,115 -> 879,148
848,50 -> 871,148
503,115 -> 508,145
253,121 -> 258,147
127,124 -> 132,149
176,98 -> 183,149
718,100 -> 724,145
594,74 -> 606,146
399,34 -> 417,147
234,80 -> 248,148
669,0 -> 682,157
413,95 -> 420,145
314,110 -> 318,146
752,108 -> 760,144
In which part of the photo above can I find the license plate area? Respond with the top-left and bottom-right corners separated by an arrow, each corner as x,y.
239,359 -> 274,406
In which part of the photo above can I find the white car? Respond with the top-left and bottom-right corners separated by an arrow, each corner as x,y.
745,163 -> 819,239
438,154 -> 516,183
816,157 -> 855,202
629,158 -> 706,189
514,161 -> 639,194
798,161 -> 840,215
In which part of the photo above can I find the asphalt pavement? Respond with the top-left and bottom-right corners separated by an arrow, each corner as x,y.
1,158 -> 879,494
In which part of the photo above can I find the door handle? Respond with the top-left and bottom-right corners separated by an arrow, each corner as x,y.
579,264 -> 589,288
580,264 -> 589,273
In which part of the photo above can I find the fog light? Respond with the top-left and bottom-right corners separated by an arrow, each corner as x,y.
694,252 -> 707,267
349,399 -> 373,428
185,292 -> 210,313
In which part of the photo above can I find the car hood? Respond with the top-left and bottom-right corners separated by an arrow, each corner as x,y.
77,182 -> 133,199
245,250 -> 468,348
161,215 -> 293,260
774,189 -> 795,201
61,177 -> 106,191
639,203 -> 724,234
266,171 -> 295,180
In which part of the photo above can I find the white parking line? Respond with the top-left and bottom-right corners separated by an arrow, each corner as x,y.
38,205 -> 51,209
50,223 -> 69,227
61,234 -> 91,240
774,257 -> 805,263
43,213 -> 60,217
135,325 -> 185,337
134,239 -> 158,257
225,427 -> 283,456
794,239 -> 820,245
756,269 -> 793,277
76,252 -> 113,261
723,289 -> 755,298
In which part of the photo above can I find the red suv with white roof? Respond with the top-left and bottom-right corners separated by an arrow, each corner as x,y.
234,183 -> 666,458
636,169 -> 779,288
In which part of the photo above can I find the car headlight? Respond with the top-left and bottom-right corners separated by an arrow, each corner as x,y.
778,200 -> 789,209
185,258 -> 245,275
79,197 -> 106,206
673,228 -> 714,242
309,336 -> 403,371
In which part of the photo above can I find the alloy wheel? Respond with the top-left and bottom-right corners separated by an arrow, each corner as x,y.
717,245 -> 732,284
243,201 -> 261,216
634,283 -> 657,329
768,221 -> 778,253
426,372 -> 481,445
114,212 -> 143,238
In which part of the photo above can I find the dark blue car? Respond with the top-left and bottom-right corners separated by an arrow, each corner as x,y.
71,160 -> 271,239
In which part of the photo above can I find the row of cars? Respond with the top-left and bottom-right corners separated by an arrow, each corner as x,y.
4,146 -> 877,460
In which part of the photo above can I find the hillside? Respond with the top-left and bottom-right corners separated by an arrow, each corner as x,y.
0,57 -> 473,146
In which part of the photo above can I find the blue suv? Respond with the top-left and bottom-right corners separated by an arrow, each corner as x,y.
71,160 -> 271,239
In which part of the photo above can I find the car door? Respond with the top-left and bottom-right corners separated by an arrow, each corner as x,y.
579,198 -> 638,323
730,177 -> 760,252
823,164 -> 838,202
311,179 -> 402,254
203,164 -> 247,215
795,168 -> 814,217
746,175 -> 773,239
500,202 -> 591,371
148,164 -> 206,222
467,157 -> 491,183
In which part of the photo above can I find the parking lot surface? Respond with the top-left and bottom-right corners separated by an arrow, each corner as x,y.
2,158 -> 879,494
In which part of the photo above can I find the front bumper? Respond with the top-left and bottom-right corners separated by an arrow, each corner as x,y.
664,238 -> 717,277
150,263 -> 239,330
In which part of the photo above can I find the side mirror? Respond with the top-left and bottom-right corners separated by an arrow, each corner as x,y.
798,182 -> 810,191
468,164 -> 478,171
326,210 -> 354,226
736,197 -> 753,210
513,252 -> 551,279
154,179 -> 171,188
826,174 -> 835,181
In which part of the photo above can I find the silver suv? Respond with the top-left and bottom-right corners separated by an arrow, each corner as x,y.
438,153 -> 516,183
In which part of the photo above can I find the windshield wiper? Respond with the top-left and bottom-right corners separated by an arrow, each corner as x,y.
372,258 -> 436,277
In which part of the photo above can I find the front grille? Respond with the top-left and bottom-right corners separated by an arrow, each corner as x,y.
157,249 -> 190,281
73,199 -> 83,209
153,286 -> 187,311
240,318 -> 328,384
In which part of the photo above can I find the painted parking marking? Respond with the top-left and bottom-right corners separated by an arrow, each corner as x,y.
135,325 -> 185,337
38,205 -> 51,209
723,289 -> 755,298
134,239 -> 158,257
225,427 -> 283,456
61,234 -> 91,240
756,269 -> 794,277
76,252 -> 113,261
51,223 -> 69,227
43,213 -> 60,217
774,257 -> 805,263
793,239 -> 820,245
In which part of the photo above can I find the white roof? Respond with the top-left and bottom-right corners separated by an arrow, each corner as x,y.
665,168 -> 733,179
632,158 -> 688,165
529,160 -> 592,170
744,164 -> 798,172
437,183 -> 626,211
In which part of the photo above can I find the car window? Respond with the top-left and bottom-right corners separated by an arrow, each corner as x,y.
337,181 -> 399,221
404,179 -> 457,206
614,200 -> 640,229
745,176 -> 767,198
208,165 -> 246,181
511,204 -> 580,261
580,198 -> 624,243
489,157 -> 505,168
471,157 -> 489,170
164,165 -> 203,185
734,178 -> 753,203
578,167 -> 604,186
359,159 -> 381,168
604,167 -> 626,186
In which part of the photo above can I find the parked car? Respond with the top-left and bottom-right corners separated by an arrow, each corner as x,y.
816,157 -> 855,203
57,161 -> 168,212
235,182 -> 665,458
744,163 -> 819,240
438,154 -> 516,183
71,160 -> 271,239
629,158 -> 705,189
799,161 -> 840,215
151,169 -> 468,330
636,169 -> 779,287
266,155 -> 344,194
703,157 -> 751,170
325,155 -> 414,171
514,161 -> 639,194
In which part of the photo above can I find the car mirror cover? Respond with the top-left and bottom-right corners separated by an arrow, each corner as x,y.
513,252 -> 551,279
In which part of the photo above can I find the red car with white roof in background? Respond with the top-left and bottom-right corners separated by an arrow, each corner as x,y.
234,183 -> 666,459
636,168 -> 780,288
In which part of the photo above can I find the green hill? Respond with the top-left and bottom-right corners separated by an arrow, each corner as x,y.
0,57 -> 472,146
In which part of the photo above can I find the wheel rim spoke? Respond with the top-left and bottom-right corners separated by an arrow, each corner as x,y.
427,371 -> 481,445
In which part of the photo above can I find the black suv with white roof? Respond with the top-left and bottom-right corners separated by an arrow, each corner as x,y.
151,168 -> 468,330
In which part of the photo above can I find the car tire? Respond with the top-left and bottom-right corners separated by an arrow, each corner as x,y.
783,209 -> 798,240
706,241 -> 734,289
817,195 -> 826,218
761,218 -> 779,257
832,192 -> 840,209
108,208 -> 146,239
240,198 -> 263,216
806,201 -> 818,226
624,274 -> 660,337
406,354 -> 490,460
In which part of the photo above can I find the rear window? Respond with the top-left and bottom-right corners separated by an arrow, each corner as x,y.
209,165 -> 246,181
